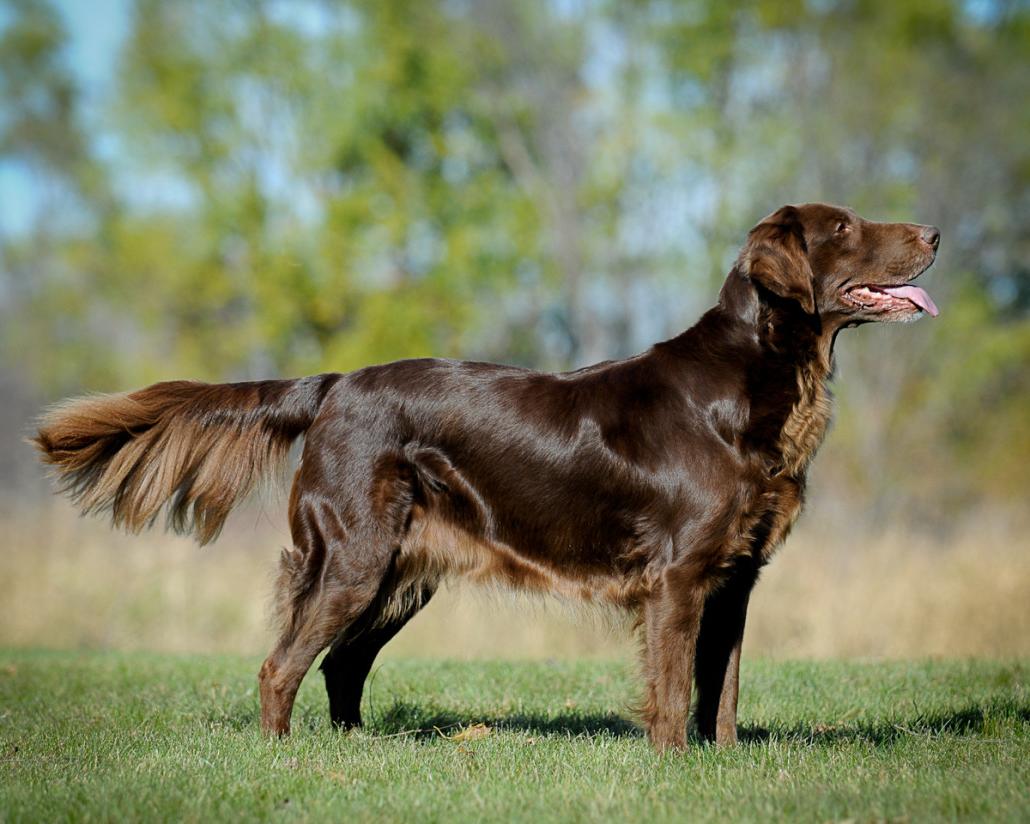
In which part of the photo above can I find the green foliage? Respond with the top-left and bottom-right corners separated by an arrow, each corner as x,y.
1,651 -> 1028,821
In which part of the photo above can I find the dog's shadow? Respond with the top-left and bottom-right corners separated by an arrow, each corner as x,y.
204,697 -> 1029,746
368,701 -> 640,740
738,699 -> 1030,747
363,697 -> 1029,746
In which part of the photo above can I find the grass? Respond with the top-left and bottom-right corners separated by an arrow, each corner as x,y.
1,651 -> 1027,822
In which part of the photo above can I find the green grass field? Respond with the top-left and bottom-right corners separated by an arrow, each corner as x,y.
1,651 -> 1027,822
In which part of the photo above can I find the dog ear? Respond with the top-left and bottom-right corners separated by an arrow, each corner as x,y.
741,206 -> 816,314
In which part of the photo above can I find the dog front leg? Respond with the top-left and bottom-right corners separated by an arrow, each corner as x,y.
640,567 -> 706,752
693,565 -> 756,746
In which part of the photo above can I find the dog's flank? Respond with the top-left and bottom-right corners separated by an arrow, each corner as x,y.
32,375 -> 339,545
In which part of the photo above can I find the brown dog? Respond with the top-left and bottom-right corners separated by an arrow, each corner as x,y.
34,203 -> 939,750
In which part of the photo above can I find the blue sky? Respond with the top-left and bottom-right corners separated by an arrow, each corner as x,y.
55,0 -> 128,98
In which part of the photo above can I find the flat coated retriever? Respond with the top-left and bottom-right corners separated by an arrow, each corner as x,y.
34,203 -> 940,750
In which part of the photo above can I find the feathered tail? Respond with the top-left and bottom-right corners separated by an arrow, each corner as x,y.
32,374 -> 339,544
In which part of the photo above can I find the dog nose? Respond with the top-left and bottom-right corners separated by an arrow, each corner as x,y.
921,226 -> 941,250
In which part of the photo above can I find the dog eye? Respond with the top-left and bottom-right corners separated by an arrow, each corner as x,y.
835,221 -> 850,235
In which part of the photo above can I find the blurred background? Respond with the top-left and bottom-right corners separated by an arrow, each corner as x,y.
1,0 -> 1027,660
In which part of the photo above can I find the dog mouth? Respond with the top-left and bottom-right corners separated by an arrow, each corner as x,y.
842,283 -> 939,318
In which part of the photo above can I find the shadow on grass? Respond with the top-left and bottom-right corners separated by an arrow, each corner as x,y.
204,699 -> 260,732
203,697 -> 1029,745
369,701 -> 641,739
369,697 -> 1030,745
200,700 -> 641,738
739,698 -> 1030,747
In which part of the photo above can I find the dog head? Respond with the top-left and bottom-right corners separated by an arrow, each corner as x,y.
738,203 -> 940,324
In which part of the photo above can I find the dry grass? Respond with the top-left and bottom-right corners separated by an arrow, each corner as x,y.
1,502 -> 1027,660
746,518 -> 1030,658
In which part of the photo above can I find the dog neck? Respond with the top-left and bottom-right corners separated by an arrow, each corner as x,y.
712,267 -> 837,477
715,263 -> 836,366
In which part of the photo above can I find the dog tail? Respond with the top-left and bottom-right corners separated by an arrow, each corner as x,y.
31,374 -> 340,545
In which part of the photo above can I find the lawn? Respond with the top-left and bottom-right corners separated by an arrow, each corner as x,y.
0,651 -> 1027,822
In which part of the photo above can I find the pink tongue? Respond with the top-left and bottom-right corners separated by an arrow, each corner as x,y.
880,285 -> 939,317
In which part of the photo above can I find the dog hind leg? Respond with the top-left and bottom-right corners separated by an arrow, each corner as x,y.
259,454 -> 416,736
320,583 -> 436,729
